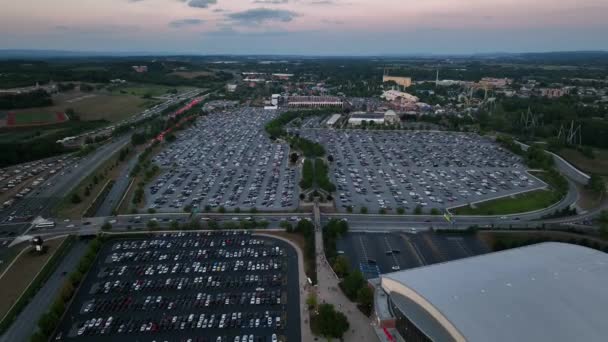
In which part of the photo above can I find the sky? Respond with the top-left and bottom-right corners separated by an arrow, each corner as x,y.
0,0 -> 607,55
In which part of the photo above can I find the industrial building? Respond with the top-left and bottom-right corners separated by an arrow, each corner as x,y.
383,75 -> 412,88
326,113 -> 342,127
376,242 -> 608,342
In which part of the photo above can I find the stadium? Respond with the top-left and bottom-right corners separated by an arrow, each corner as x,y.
375,242 -> 608,342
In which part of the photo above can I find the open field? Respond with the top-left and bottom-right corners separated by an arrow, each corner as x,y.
0,237 -> 66,321
558,147 -> 608,176
170,71 -> 214,79
10,91 -> 158,123
110,84 -> 194,97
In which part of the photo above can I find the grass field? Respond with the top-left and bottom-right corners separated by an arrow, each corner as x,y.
452,188 -> 561,215
13,112 -> 60,125
0,237 -> 66,321
558,147 -> 608,176
10,92 -> 159,123
110,84 -> 194,97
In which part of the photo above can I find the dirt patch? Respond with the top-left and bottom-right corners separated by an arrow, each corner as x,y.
558,148 -> 608,176
0,237 -> 66,320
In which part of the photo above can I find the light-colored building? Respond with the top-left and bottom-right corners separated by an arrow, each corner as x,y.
540,88 -> 568,98
348,112 -> 385,126
226,84 -> 237,93
479,77 -> 512,88
326,114 -> 342,127
381,90 -> 419,102
384,110 -> 399,124
287,96 -> 343,108
377,242 -> 608,342
383,75 -> 412,88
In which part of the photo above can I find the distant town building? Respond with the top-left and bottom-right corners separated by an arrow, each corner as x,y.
479,77 -> 512,88
384,110 -> 400,124
540,88 -> 569,98
326,114 -> 342,127
381,90 -> 419,103
383,75 -> 412,88
226,84 -> 237,93
132,65 -> 148,73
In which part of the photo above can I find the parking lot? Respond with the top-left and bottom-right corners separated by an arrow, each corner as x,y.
299,130 -> 546,213
337,231 -> 488,278
56,232 -> 300,342
147,108 -> 299,212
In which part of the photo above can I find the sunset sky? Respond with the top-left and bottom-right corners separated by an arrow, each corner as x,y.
1,0 -> 607,55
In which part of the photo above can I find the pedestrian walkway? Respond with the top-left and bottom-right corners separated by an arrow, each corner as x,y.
313,229 -> 377,341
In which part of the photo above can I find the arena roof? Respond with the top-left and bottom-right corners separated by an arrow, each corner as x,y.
381,242 -> 608,342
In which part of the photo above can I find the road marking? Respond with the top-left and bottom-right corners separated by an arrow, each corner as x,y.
384,236 -> 400,269
400,234 -> 426,266
358,236 -> 369,263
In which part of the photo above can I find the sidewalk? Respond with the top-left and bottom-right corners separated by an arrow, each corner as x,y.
313,229 -> 377,342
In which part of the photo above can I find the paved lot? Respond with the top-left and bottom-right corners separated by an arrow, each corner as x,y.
55,232 -> 300,342
336,231 -> 489,278
147,108 -> 299,212
299,130 -> 546,213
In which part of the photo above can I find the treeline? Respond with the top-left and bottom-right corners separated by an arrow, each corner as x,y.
283,219 -> 317,284
0,120 -> 106,167
0,60 -> 232,90
496,135 -> 568,196
479,96 -> 608,148
0,89 -> 52,110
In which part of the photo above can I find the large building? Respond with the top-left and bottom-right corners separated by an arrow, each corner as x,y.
377,242 -> 608,342
383,75 -> 412,88
287,96 -> 343,108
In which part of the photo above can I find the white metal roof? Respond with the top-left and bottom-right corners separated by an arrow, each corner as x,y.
382,242 -> 608,342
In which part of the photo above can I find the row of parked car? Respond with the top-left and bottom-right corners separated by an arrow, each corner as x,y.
147,108 -> 298,212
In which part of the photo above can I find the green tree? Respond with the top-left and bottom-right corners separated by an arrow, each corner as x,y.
317,304 -> 349,339
586,174 -> 606,196
430,208 -> 440,215
101,222 -> 112,231
218,206 -> 226,213
208,220 -> 219,230
360,206 -> 368,214
280,221 -> 293,232
397,207 -> 405,215
170,220 -> 180,230
414,205 -> 423,215
147,220 -> 158,229
70,193 -> 81,204
306,292 -> 318,309
357,286 -> 374,312
341,270 -> 365,299
333,255 -> 350,277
